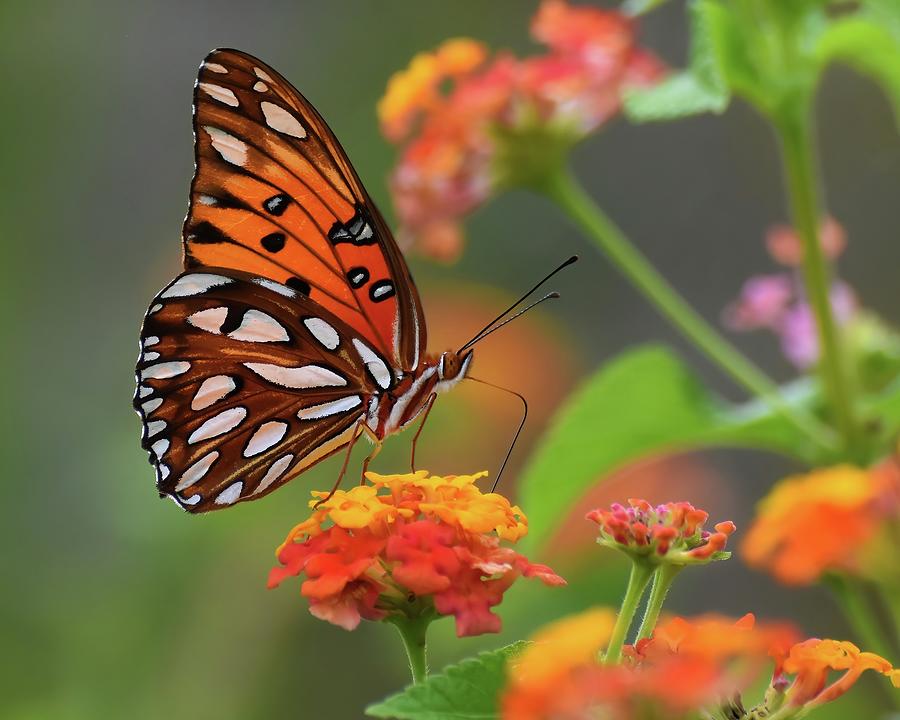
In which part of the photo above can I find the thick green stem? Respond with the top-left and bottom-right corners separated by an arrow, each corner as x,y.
635,565 -> 682,641
605,561 -> 654,664
389,614 -> 431,685
539,168 -> 836,454
776,104 -> 861,457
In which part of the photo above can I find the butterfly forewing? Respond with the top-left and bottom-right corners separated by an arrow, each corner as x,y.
185,48 -> 426,373
134,269 -> 394,512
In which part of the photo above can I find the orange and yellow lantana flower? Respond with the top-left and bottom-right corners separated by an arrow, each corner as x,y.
268,471 -> 565,636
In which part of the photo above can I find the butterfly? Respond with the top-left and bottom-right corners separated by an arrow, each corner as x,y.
133,48 -> 477,513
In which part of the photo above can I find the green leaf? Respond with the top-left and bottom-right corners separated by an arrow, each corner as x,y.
625,0 -> 736,121
518,345 -> 829,554
815,17 -> 900,129
365,642 -> 527,720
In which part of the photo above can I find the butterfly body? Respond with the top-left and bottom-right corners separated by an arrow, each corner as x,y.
134,49 -> 474,513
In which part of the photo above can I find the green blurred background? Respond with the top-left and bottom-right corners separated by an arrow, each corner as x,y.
3,1 -> 900,717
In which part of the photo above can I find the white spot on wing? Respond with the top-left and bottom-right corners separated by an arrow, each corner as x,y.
253,81 -> 268,92
161,273 -> 232,298
138,385 -> 153,398
188,407 -> 247,444
151,439 -> 169,459
254,66 -> 273,82
203,126 -> 248,166
243,420 -> 289,457
141,398 -> 162,415
255,454 -> 294,494
303,317 -> 339,350
352,339 -> 391,389
199,82 -> 239,107
181,492 -> 202,506
187,306 -> 228,334
144,336 -> 160,347
205,62 -> 228,74
253,278 -> 295,297
260,101 -> 307,139
297,395 -> 362,420
198,194 -> 218,205
159,464 -> 170,480
143,351 -> 160,362
175,451 -> 219,491
147,420 -> 167,437
142,361 -> 190,380
192,375 -> 237,411
243,363 -> 346,389
215,481 -> 243,505
229,309 -> 289,342
150,303 -> 163,314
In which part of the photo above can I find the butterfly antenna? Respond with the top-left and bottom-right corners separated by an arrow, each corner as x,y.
465,376 -> 528,493
459,292 -> 559,352
457,255 -> 578,352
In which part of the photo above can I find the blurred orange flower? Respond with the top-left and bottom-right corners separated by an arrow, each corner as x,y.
379,0 -> 663,261
587,498 -> 735,565
741,460 -> 900,585
268,471 -> 564,635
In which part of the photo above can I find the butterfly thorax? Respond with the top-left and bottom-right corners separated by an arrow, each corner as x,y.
370,350 -> 473,438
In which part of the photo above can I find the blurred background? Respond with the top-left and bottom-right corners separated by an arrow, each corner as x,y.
3,1 -> 900,717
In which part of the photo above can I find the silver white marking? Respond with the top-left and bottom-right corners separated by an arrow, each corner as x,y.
191,375 -> 237,411
215,481 -> 243,505
254,66 -> 273,82
205,62 -> 228,74
386,366 -> 436,434
188,407 -> 247,444
253,277 -> 295,297
187,306 -> 228,334
244,363 -> 347,388
151,439 -> 169,459
243,420 -> 289,457
371,282 -> 393,300
181,493 -> 202,506
147,420 -> 167,437
139,394 -> 160,411
297,395 -> 362,420
198,194 -> 218,205
352,339 -> 391,389
203,126 -> 248,166
260,101 -> 307,139
229,309 -> 289,342
138,385 -> 154,399
303,317 -> 339,350
253,81 -> 269,92
150,303 -> 163,314
142,361 -> 190,380
143,351 -> 160,362
161,273 -> 233,298
255,454 -> 294,495
175,451 -> 219,492
159,464 -> 170,480
199,82 -> 239,107
144,336 -> 160,347
366,396 -> 380,431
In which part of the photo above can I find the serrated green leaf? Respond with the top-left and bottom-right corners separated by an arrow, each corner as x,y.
815,18 -> 900,129
518,345 -> 829,554
365,642 -> 527,720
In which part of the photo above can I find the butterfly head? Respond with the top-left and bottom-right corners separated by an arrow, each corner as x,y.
436,349 -> 473,391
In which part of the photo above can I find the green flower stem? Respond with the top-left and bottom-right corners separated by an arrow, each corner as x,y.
605,560 -> 654,664
388,614 -> 432,685
539,168 -> 836,454
826,574 -> 896,663
775,104 -> 861,457
635,564 -> 682,641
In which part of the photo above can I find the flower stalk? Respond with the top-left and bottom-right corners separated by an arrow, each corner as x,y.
635,564 -> 681,641
387,612 -> 433,685
538,167 -> 836,454
605,560 -> 653,664
775,101 -> 862,458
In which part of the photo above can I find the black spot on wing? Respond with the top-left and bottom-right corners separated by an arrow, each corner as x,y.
347,266 -> 369,289
286,277 -> 311,295
328,208 -> 376,246
188,221 -> 231,244
260,232 -> 286,253
369,280 -> 396,303
263,193 -> 290,216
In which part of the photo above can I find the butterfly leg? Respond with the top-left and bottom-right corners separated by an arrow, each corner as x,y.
360,426 -> 383,484
410,392 -> 437,472
314,422 -> 364,508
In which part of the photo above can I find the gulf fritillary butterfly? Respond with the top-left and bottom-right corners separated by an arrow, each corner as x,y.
134,48 -> 570,513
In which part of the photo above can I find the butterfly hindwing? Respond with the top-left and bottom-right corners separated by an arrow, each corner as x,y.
185,48 -> 426,374
133,269 -> 396,512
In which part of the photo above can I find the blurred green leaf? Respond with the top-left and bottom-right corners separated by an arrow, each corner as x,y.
625,0 -> 736,120
815,18 -> 900,129
519,345 -> 828,554
365,642 -> 527,720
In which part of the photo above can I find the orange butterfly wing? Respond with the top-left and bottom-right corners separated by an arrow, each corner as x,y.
184,48 -> 426,372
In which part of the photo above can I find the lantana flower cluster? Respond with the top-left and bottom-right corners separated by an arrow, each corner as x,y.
587,498 -> 736,566
268,471 -> 565,636
501,609 -> 899,720
742,460 -> 900,585
377,0 -> 663,261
